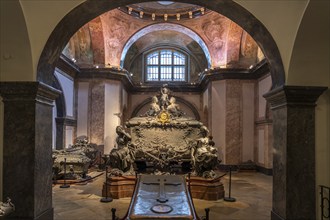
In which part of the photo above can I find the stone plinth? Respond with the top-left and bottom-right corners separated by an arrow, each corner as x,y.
189,175 -> 224,201
102,176 -> 136,199
102,175 -> 224,201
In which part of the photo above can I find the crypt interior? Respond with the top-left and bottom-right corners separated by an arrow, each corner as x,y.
0,0 -> 329,220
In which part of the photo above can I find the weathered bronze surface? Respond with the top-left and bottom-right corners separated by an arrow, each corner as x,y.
126,175 -> 198,219
109,85 -> 220,178
52,137 -> 98,179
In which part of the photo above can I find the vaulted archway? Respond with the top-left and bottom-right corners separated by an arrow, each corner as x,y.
37,0 -> 285,88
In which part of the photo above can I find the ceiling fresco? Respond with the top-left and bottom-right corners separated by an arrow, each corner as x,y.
62,2 -> 264,71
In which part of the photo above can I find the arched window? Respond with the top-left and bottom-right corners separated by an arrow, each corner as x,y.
145,49 -> 187,82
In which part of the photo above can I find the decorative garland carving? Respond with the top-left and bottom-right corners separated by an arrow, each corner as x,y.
109,85 -> 221,178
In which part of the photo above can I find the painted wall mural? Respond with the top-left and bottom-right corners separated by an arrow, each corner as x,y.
62,8 -> 262,70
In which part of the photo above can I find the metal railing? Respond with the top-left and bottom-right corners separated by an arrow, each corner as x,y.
320,185 -> 330,220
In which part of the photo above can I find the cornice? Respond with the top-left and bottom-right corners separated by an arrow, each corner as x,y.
0,82 -> 61,105
56,54 -> 80,78
263,85 -> 328,110
55,117 -> 77,126
60,56 -> 270,93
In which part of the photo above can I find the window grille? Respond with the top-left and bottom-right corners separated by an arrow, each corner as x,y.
146,49 -> 186,82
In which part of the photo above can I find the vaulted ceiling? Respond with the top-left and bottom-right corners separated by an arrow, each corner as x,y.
62,2 -> 264,74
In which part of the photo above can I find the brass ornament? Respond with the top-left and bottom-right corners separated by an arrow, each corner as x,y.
158,110 -> 170,124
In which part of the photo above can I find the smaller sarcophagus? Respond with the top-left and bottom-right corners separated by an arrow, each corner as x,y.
52,137 -> 98,179
53,153 -> 91,178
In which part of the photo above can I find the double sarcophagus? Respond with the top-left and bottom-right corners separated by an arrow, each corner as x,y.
105,85 -> 224,201
109,85 -> 219,178
126,115 -> 210,174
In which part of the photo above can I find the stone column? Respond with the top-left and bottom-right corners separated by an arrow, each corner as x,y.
264,85 -> 327,220
225,80 -> 242,164
55,117 -> 77,149
55,117 -> 65,150
89,81 -> 105,145
0,82 -> 60,220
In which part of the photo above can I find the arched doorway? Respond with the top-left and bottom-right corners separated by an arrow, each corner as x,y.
35,2 -> 284,219
3,1 -> 326,220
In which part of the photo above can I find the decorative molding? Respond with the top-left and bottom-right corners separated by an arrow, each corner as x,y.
60,55 -> 270,93
264,85 -> 328,110
55,117 -> 77,126
76,68 -> 134,91
255,118 -> 273,125
56,54 -> 80,78
0,82 -> 61,105
198,60 -> 269,89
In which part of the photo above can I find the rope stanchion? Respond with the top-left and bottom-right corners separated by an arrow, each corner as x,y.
100,166 -> 113,203
60,158 -> 70,188
111,208 -> 117,220
204,208 -> 210,220
224,166 -> 236,202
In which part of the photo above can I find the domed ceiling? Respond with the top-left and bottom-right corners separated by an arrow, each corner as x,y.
62,1 -> 264,79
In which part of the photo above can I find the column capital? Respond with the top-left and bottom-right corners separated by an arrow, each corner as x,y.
55,117 -> 77,126
0,81 -> 61,105
264,85 -> 327,110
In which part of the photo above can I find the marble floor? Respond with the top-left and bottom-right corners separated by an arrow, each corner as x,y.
53,171 -> 272,220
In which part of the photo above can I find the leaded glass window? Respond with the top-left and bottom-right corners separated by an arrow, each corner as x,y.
145,49 -> 186,82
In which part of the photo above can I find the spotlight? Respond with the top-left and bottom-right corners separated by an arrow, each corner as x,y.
176,13 -> 180,21
139,11 -> 144,18
152,13 -> 156,21
189,11 -> 193,19
164,14 -> 168,21
201,8 -> 205,15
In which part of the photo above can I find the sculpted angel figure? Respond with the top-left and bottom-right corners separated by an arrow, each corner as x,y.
146,96 -> 161,116
160,84 -> 170,109
167,97 -> 184,117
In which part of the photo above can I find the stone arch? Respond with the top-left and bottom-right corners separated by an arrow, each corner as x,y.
287,1 -> 329,86
120,23 -> 212,68
36,0 -> 285,88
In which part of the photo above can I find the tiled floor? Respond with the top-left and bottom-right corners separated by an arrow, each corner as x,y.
53,171 -> 272,220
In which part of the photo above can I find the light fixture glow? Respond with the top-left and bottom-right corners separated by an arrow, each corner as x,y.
189,11 -> 193,19
176,13 -> 180,21
164,14 -> 168,21
139,11 -> 144,18
201,8 -> 205,15
128,7 -> 133,14
152,13 -> 156,21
